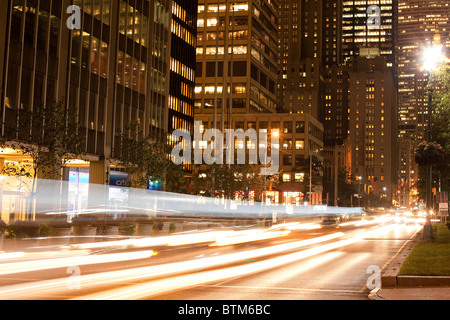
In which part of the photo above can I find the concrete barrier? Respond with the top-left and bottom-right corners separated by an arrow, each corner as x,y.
136,223 -> 153,237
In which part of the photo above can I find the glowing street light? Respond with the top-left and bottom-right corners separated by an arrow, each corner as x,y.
422,45 -> 444,72
421,31 -> 446,212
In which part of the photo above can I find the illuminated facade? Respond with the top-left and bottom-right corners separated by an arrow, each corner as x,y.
194,112 -> 324,205
0,0 -> 191,185
348,55 -> 398,204
278,0 -> 343,118
169,0 -> 198,137
342,0 -> 397,68
194,0 -> 279,121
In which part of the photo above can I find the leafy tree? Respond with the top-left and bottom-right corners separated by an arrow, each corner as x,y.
190,163 -> 270,201
115,123 -> 185,192
1,101 -> 86,205
292,155 -> 323,195
337,168 -> 357,207
421,63 -> 450,199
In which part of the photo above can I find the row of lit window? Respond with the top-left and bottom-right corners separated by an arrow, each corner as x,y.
170,58 -> 195,82
195,84 -> 247,95
282,173 -> 305,183
72,30 -> 109,79
169,95 -> 193,117
196,46 -> 248,55
197,30 -> 249,42
281,139 -> 305,150
197,3 -> 249,14
118,1 -> 149,47
74,0 -> 111,26
116,50 -> 147,94
172,116 -> 192,132
171,20 -> 195,47
172,2 -> 186,21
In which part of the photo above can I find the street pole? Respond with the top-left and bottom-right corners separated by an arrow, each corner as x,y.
309,154 -> 312,205
426,85 -> 434,213
211,0 -> 220,198
358,177 -> 362,208
334,148 -> 338,207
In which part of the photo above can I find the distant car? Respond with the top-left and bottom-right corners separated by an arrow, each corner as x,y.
321,217 -> 340,228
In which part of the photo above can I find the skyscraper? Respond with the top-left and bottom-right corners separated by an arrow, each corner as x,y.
0,0 -> 195,186
194,0 -> 278,123
169,0 -> 198,137
278,0 -> 342,118
348,55 -> 398,204
342,0 -> 397,68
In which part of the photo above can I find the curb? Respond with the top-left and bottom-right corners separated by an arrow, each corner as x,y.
368,288 -> 386,300
381,230 -> 420,287
381,226 -> 450,288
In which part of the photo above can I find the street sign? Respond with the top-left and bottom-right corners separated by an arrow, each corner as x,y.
437,192 -> 448,218
438,203 -> 449,217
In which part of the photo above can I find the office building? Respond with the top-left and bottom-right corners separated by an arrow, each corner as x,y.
348,55 -> 398,204
194,0 -> 279,123
278,0 -> 343,118
169,0 -> 198,137
342,0 -> 397,68
194,112 -> 324,205
0,0 -> 196,185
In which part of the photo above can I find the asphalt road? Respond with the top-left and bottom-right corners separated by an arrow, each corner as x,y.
0,215 -> 423,300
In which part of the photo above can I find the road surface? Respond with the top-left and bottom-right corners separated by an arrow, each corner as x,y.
0,215 -> 423,300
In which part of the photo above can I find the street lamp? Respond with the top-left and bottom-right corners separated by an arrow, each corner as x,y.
421,40 -> 445,212
357,176 -> 362,208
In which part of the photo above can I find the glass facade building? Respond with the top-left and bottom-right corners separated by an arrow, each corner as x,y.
0,0 -> 196,184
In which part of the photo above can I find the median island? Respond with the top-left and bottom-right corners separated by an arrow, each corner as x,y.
399,223 -> 450,276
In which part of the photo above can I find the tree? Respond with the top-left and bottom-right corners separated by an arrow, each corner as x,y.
337,168 -> 357,207
292,155 -> 323,195
425,63 -> 450,197
1,101 -> 86,215
115,123 -> 185,192
190,163 -> 269,201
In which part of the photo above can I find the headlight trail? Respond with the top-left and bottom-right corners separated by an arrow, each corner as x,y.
0,232 -> 344,299
74,227 -> 388,300
69,230 -> 240,250
0,250 -> 157,276
210,230 -> 291,246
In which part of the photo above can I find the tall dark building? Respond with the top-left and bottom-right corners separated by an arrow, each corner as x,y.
0,0 -> 195,185
342,0 -> 397,68
169,0 -> 197,137
348,55 -> 398,204
278,0 -> 342,118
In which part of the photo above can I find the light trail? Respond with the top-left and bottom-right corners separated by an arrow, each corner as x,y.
0,232 -> 344,299
0,250 -> 157,276
74,227 -> 389,300
210,230 -> 291,246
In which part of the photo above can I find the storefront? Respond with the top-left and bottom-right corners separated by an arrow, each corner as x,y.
283,191 -> 304,206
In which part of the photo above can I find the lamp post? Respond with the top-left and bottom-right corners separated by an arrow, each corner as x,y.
358,176 -> 362,208
422,40 -> 444,212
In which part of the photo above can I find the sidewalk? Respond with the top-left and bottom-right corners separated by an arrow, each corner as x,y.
369,287 -> 450,300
